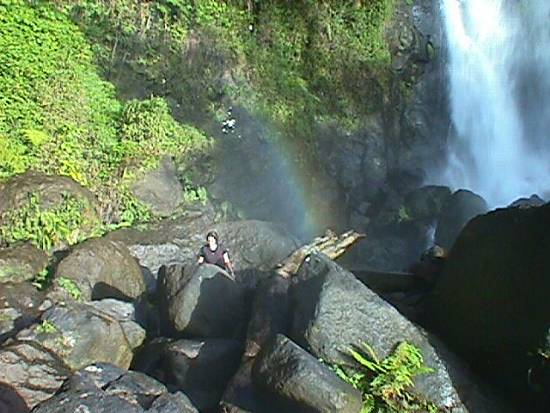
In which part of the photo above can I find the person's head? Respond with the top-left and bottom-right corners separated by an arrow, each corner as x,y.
206,230 -> 219,249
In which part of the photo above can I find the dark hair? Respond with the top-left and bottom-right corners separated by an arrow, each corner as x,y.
206,230 -> 219,242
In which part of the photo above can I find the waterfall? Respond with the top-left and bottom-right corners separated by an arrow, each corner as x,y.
439,0 -> 550,207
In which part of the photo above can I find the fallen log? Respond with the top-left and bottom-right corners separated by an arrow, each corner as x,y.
275,229 -> 365,278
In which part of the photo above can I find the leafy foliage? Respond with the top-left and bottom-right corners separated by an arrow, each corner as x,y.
333,342 -> 442,413
59,0 -> 395,136
36,320 -> 57,334
0,192 -> 93,250
0,1 -> 214,242
57,277 -> 83,301
118,97 -> 212,174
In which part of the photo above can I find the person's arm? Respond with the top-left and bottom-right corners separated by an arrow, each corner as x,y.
223,251 -> 235,276
197,247 -> 205,265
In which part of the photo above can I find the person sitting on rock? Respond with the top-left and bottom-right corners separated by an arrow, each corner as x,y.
197,230 -> 235,279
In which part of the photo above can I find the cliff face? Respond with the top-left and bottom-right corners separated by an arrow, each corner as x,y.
61,0 -> 450,242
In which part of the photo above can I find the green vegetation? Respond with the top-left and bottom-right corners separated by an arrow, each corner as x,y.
57,277 -> 83,301
0,193 -> 95,250
0,0 -> 213,249
59,0 -> 395,138
36,320 -> 58,334
333,342 -> 441,413
0,0 -> 397,249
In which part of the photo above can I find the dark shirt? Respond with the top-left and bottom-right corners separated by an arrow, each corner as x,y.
199,244 -> 228,269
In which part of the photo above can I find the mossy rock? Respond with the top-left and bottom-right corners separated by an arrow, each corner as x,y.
0,171 -> 101,251
0,243 -> 48,284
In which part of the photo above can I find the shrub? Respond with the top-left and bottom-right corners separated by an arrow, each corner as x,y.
333,342 -> 441,413
0,192 -> 94,251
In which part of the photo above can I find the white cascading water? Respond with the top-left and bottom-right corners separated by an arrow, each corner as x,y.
439,0 -> 550,207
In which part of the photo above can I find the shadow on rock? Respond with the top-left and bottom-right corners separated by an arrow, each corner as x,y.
0,382 -> 29,413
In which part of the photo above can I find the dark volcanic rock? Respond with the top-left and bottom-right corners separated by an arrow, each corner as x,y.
54,237 -> 146,301
16,300 -> 145,371
0,282 -> 44,344
107,217 -> 298,293
0,243 -> 48,284
244,274 -> 290,357
434,189 -> 487,249
290,253 -> 512,413
404,185 -> 452,220
252,334 -> 362,413
160,339 -> 242,411
130,156 -> 184,218
158,263 -> 246,338
32,362 -> 199,413
0,341 -> 69,410
508,194 -> 546,208
135,338 -> 242,411
148,392 -> 199,413
428,203 -> 550,401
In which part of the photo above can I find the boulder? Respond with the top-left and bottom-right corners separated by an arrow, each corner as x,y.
0,341 -> 68,410
428,203 -> 550,395
508,194 -> 546,208
16,299 -> 145,371
434,189 -> 487,249
252,334 -> 362,413
290,253 -> 512,413
107,216 -> 298,292
220,358 -> 270,413
210,220 -> 300,273
0,282 -> 44,344
148,392 -> 199,413
0,171 -> 100,250
54,237 -> 146,301
130,156 -> 184,218
159,339 -> 242,410
157,263 -> 246,338
403,185 -> 452,220
221,357 -> 310,413
244,274 -> 290,357
0,243 -> 48,284
32,363 -> 199,413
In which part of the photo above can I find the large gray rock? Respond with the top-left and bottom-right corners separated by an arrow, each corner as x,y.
158,263 -> 246,338
32,363 -> 198,413
434,189 -> 488,249
160,339 -> 242,410
0,243 -> 48,284
290,253 -> 512,413
16,299 -> 145,371
428,203 -> 550,397
54,237 -> 146,301
252,334 -> 362,413
244,274 -> 290,357
107,216 -> 298,293
133,338 -> 242,411
0,341 -> 68,410
130,156 -> 183,218
0,171 -> 100,251
0,282 -> 44,344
